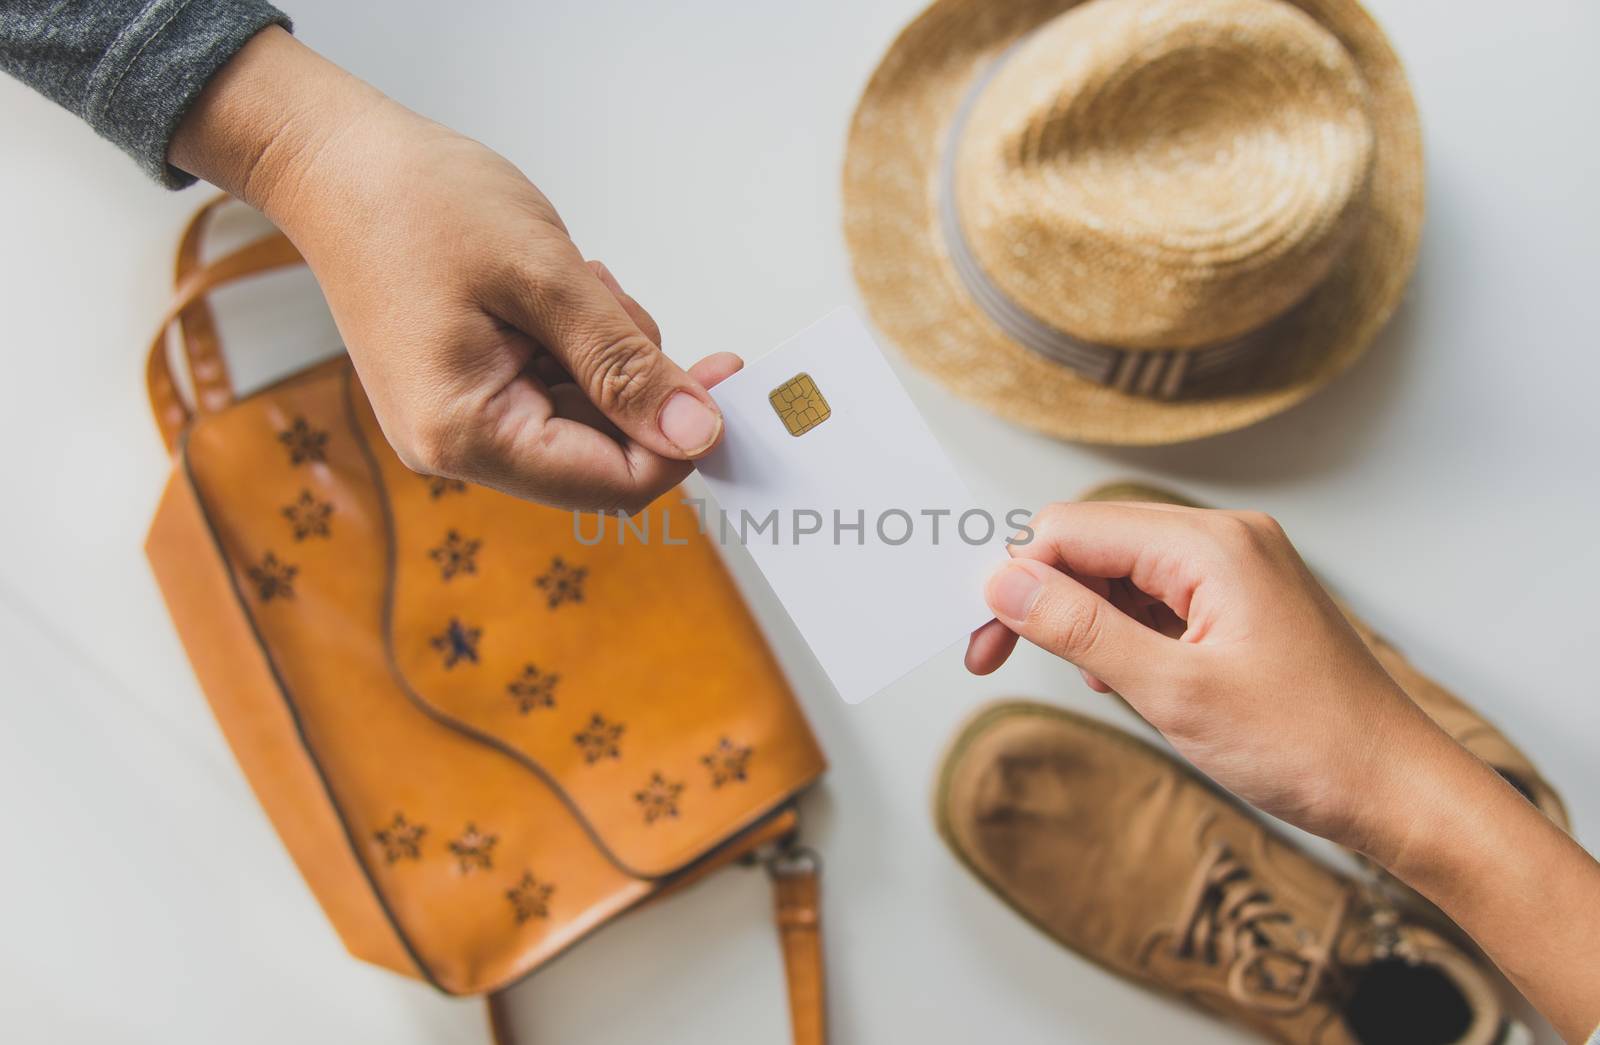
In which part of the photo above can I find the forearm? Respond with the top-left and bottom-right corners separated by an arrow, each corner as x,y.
0,0 -> 289,187
1365,727 -> 1600,1042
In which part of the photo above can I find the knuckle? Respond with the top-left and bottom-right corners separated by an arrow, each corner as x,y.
508,237 -> 583,309
400,407 -> 482,478
579,333 -> 663,416
1041,593 -> 1104,660
1214,510 -> 1292,561
1236,510 -> 1285,539
1030,501 -> 1073,537
1208,511 -> 1263,553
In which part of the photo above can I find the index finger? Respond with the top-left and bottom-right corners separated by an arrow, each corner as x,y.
1008,501 -> 1228,618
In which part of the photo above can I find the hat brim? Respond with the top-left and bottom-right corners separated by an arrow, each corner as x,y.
842,0 -> 1424,446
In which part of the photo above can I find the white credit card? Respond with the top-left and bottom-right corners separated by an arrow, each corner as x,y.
695,308 -> 1009,704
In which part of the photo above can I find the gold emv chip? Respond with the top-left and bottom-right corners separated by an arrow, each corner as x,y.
769,372 -> 831,436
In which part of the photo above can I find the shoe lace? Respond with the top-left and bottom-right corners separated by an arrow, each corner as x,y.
1161,840 -> 1349,1014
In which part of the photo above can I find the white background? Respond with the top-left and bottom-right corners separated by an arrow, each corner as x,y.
1,1 -> 1596,1042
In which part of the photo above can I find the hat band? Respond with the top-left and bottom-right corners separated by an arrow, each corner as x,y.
937,41 -> 1284,400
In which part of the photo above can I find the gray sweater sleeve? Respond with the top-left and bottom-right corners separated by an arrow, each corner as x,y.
1,1 -> 291,188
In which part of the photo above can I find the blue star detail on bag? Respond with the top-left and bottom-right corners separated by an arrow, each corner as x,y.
431,618 -> 481,668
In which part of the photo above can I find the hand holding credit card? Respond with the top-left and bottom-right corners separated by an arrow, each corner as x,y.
696,308 -> 1015,703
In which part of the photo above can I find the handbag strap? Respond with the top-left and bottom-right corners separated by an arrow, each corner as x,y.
147,197 -> 305,452
485,859 -> 827,1044
174,194 -> 240,415
771,851 -> 828,1045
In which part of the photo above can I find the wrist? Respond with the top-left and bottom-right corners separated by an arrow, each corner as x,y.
1354,712 -> 1600,1042
167,26 -> 385,234
1341,706 -> 1485,876
1351,711 -> 1538,893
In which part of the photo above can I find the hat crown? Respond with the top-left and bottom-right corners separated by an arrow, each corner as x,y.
954,0 -> 1375,351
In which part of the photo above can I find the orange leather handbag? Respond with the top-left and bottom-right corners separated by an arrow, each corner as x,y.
142,198 -> 829,1042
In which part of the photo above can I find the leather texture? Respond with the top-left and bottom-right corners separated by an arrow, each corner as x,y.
142,199 -> 828,1008
935,701 -> 1507,1045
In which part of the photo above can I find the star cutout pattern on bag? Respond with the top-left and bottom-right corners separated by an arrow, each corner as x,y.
281,489 -> 334,540
247,552 -> 298,601
701,738 -> 754,788
507,664 -> 559,713
535,556 -> 587,609
430,618 -> 481,668
634,772 -> 685,824
448,823 -> 498,873
428,529 -> 481,581
573,714 -> 624,763
506,871 -> 555,923
277,416 -> 328,465
374,812 -> 426,864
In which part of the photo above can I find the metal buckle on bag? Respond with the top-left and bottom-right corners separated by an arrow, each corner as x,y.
741,830 -> 822,880
765,843 -> 821,880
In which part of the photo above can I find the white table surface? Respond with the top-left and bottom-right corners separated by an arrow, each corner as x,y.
2,1 -> 1596,1042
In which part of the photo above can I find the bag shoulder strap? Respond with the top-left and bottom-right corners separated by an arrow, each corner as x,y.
147,197 -> 305,452
485,861 -> 827,1044
772,854 -> 827,1045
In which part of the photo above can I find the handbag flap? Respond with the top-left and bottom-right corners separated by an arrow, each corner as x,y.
346,374 -> 826,878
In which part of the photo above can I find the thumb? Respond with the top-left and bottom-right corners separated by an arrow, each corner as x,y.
985,557 -> 1183,694
491,234 -> 724,459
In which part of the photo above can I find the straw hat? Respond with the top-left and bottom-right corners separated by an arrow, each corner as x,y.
843,0 -> 1423,445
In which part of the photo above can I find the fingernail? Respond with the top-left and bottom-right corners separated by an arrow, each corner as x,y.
659,392 -> 722,456
988,562 -> 1043,621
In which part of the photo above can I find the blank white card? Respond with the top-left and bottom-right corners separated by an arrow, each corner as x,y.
696,308 -> 1009,703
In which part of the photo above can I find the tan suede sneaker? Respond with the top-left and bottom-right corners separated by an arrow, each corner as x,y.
935,702 -> 1519,1045
1077,481 -> 1569,832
